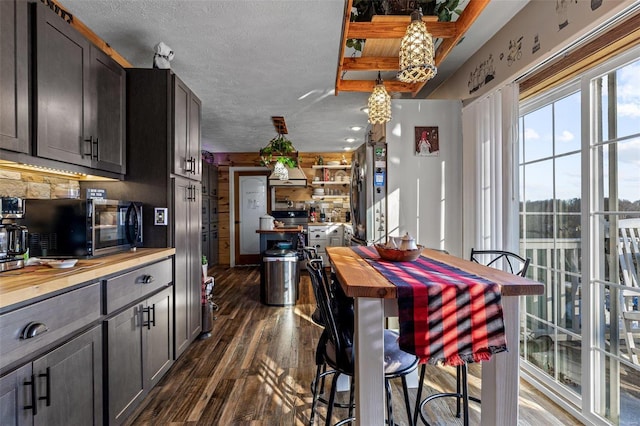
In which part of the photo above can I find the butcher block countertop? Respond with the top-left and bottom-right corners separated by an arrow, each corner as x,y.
0,248 -> 175,311
256,226 -> 303,234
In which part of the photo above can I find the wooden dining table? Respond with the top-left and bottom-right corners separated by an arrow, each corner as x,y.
325,246 -> 545,426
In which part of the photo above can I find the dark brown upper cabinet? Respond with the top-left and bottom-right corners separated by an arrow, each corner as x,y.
0,0 -> 29,154
173,77 -> 202,181
33,1 -> 125,174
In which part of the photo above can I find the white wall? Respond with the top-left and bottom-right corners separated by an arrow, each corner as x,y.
432,0 -> 636,101
385,99 -> 463,256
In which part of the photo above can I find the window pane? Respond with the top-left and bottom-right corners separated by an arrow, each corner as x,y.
557,213 -> 581,239
524,316 -> 555,375
598,355 -> 640,423
557,272 -> 581,331
555,154 -> 581,208
524,160 -> 554,203
524,214 -> 553,239
615,58 -> 640,139
554,92 -> 581,154
523,105 -> 553,162
519,116 -> 525,164
556,331 -> 582,394
599,138 -> 640,208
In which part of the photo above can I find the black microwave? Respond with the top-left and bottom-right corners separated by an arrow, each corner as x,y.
23,199 -> 143,258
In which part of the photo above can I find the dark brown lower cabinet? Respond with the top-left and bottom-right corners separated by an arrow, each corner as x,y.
173,177 -> 202,358
105,286 -> 172,425
0,326 -> 102,425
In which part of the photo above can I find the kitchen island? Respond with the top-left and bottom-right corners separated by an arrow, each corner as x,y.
256,226 -> 304,254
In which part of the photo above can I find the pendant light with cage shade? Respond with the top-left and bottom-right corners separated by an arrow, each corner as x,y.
367,72 -> 391,124
398,9 -> 437,83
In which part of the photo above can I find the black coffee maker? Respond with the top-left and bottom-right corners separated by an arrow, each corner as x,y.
1,197 -> 28,272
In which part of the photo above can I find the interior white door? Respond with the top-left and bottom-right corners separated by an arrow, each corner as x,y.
236,173 -> 268,264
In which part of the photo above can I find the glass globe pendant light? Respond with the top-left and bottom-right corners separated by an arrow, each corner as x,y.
398,8 -> 437,83
367,72 -> 391,124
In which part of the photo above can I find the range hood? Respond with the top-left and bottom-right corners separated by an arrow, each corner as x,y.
268,166 -> 308,187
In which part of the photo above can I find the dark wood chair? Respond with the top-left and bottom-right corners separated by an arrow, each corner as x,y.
308,259 -> 418,426
414,248 -> 530,426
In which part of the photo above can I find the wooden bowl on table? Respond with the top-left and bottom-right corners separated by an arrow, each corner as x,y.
374,244 -> 424,262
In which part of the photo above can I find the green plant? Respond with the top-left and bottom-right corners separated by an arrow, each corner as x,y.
259,134 -> 298,168
202,255 -> 208,265
433,0 -> 462,22
346,0 -> 462,53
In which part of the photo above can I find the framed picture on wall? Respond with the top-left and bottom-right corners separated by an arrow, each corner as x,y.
415,126 -> 439,156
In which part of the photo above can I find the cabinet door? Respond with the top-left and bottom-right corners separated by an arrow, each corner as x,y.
144,287 -> 173,389
91,46 -> 126,174
173,77 -> 191,178
328,236 -> 343,247
201,165 -> 210,195
188,92 -> 202,181
33,326 -> 102,426
106,304 -> 144,425
209,197 -> 218,223
209,165 -> 218,197
34,1 -> 91,167
0,0 -> 29,153
209,230 -> 218,266
173,178 -> 191,357
202,231 -> 210,265
0,364 -> 31,426
188,184 -> 203,341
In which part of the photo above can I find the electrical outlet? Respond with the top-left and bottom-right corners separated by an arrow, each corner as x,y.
154,207 -> 168,225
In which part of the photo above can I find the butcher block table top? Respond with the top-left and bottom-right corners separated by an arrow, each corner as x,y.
256,226 -> 303,234
0,248 -> 175,311
327,246 -> 544,298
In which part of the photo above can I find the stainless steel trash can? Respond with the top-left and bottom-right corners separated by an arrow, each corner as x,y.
261,247 -> 299,306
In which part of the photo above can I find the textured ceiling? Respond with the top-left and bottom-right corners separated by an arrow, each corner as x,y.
58,0 -> 528,154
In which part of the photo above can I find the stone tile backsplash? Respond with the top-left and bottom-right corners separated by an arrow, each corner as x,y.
0,168 -> 81,199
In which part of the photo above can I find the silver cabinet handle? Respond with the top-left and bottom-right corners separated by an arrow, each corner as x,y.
20,322 -> 49,340
142,275 -> 155,284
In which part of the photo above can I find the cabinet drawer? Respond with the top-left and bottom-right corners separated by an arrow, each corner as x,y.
308,225 -> 327,241
103,259 -> 172,314
311,240 -> 327,254
202,201 -> 210,223
308,225 -> 327,234
0,283 -> 101,372
328,225 -> 343,237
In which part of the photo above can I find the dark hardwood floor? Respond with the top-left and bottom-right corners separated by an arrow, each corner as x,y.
125,265 -> 581,425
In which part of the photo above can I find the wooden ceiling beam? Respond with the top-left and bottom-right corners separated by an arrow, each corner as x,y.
337,0 -> 490,95
337,80 -> 418,93
347,20 -> 456,39
334,0 -> 354,95
342,56 -> 399,71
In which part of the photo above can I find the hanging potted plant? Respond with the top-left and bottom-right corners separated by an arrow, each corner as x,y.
259,134 -> 298,169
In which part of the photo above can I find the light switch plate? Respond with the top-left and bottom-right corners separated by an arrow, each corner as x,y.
154,207 -> 168,225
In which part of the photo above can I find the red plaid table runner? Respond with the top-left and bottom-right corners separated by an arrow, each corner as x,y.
352,246 -> 507,366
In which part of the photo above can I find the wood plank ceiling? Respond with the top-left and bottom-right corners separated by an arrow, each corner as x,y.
335,0 -> 491,96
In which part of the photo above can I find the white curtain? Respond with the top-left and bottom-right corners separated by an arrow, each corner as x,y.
461,83 -> 520,255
